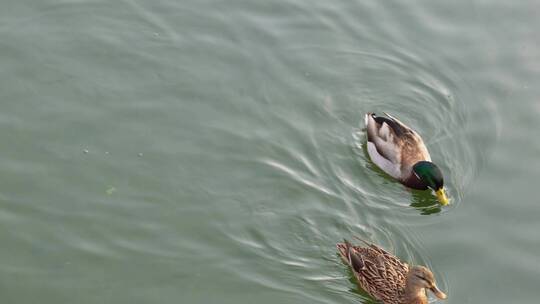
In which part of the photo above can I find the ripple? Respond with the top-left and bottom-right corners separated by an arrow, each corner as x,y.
261,158 -> 337,198
0,0 -> 517,302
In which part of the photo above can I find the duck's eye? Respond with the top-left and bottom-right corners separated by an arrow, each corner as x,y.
415,275 -> 428,282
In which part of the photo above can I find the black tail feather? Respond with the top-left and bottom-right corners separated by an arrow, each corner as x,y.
371,112 -> 407,137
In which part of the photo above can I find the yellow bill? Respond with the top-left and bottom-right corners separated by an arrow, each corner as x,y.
435,188 -> 449,206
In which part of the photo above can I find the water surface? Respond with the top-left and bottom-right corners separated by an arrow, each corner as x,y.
0,1 -> 538,303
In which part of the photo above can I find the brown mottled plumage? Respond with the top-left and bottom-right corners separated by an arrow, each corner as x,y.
337,239 -> 447,304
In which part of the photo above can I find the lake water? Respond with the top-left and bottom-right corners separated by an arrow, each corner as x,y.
0,1 -> 538,303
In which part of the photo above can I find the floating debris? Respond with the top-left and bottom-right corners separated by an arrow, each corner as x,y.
106,187 -> 116,195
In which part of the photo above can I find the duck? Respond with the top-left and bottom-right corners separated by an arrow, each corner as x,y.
364,112 -> 449,205
337,239 -> 447,304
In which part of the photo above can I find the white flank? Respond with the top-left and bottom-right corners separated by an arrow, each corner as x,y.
367,142 -> 401,179
364,113 -> 369,127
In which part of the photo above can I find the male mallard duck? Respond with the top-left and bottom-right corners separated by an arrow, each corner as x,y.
364,112 -> 449,205
337,239 -> 447,304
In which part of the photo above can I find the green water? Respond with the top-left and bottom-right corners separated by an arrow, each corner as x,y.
1,1 -> 539,303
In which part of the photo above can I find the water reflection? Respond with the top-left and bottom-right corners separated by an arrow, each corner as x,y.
410,189 -> 442,215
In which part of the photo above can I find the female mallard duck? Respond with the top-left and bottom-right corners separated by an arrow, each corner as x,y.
365,112 -> 449,205
337,239 -> 447,304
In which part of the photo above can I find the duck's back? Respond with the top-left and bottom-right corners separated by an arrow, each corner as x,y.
341,243 -> 409,304
365,113 -> 431,180
361,246 -> 408,304
398,133 -> 431,174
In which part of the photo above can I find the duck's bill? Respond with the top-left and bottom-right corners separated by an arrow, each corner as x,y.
435,188 -> 449,206
430,285 -> 447,300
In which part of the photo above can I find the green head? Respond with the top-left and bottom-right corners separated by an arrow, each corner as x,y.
413,161 -> 449,205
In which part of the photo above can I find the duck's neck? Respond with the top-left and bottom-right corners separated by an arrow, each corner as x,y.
403,284 -> 428,304
402,169 -> 428,190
